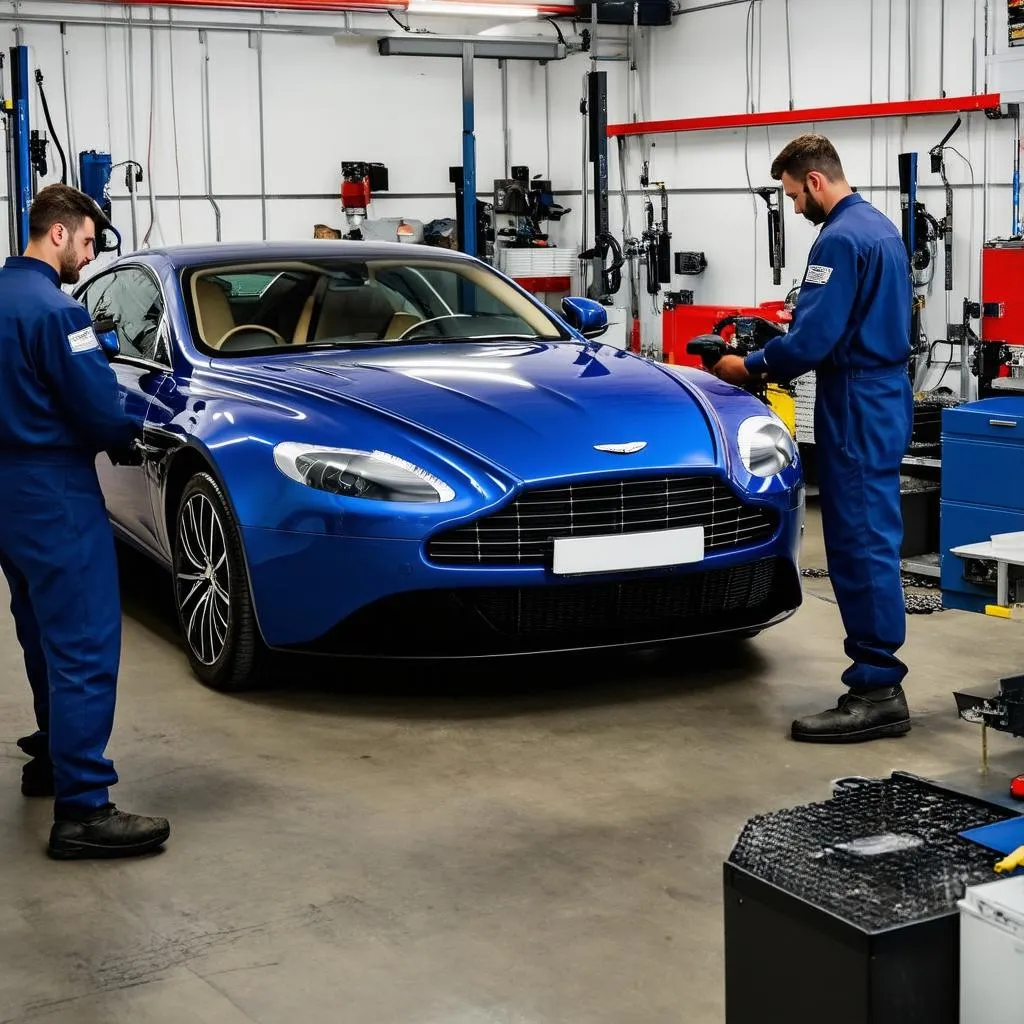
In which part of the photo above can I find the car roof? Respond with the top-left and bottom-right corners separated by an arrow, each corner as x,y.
134,240 -> 478,272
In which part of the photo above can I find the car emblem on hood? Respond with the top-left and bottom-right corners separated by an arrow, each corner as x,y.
593,441 -> 648,454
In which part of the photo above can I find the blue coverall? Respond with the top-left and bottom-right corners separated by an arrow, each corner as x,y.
0,256 -> 137,817
744,193 -> 913,690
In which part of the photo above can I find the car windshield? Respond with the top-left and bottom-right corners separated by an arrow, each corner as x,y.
184,255 -> 570,356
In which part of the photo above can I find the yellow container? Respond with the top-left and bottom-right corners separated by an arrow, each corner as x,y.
766,384 -> 797,438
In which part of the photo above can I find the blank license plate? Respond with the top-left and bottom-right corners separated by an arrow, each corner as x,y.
551,526 -> 705,576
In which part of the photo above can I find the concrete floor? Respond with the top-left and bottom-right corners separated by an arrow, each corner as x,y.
1,505 -> 1022,1024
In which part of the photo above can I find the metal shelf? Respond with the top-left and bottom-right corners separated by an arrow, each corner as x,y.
902,552 -> 941,579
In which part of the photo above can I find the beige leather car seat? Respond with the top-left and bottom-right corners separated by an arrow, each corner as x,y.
312,286 -> 397,342
383,311 -> 422,339
194,277 -> 236,349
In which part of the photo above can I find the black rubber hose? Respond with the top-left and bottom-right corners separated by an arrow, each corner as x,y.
35,71 -> 67,185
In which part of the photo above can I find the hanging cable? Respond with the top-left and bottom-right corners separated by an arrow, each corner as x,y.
34,70 -> 67,184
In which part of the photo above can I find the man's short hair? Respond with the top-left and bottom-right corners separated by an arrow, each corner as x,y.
771,134 -> 846,183
28,183 -> 108,240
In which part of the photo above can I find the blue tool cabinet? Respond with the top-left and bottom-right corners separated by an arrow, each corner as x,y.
940,396 -> 1024,612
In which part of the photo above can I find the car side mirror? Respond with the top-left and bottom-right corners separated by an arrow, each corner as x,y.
93,317 -> 120,360
561,296 -> 609,339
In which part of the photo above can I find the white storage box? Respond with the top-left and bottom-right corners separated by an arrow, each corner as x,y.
958,874 -> 1024,1024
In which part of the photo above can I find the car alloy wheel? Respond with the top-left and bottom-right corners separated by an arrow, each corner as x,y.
173,471 -> 262,691
176,491 -> 230,666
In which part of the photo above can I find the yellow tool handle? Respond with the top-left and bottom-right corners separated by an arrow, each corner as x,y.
994,844 -> 1024,874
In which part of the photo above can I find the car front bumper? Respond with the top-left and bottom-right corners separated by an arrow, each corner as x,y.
239,495 -> 804,655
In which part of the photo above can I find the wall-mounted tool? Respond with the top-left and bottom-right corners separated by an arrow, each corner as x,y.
30,129 -> 49,193
898,150 -> 940,378
492,165 -> 569,247
675,251 -> 707,275
638,160 -> 671,295
754,186 -> 785,286
930,117 -> 961,292
340,161 -> 389,240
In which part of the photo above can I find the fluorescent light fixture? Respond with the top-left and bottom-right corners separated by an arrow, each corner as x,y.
377,33 -> 566,58
407,0 -> 538,14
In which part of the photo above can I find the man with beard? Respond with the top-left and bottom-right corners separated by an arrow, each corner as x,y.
0,184 -> 170,858
713,134 -> 914,744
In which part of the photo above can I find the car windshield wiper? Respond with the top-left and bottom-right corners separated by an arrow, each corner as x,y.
374,333 -> 542,346
298,334 -> 544,350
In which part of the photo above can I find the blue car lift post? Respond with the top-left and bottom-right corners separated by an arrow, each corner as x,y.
7,45 -> 31,255
461,43 -> 476,259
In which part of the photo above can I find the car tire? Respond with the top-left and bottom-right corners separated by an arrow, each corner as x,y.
172,471 -> 263,692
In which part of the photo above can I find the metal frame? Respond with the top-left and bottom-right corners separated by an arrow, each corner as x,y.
377,33 -> 567,259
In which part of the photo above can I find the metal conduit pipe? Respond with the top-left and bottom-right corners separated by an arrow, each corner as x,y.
254,12 -> 268,239
500,58 -> 509,178
60,22 -> 79,187
199,29 -> 223,240
939,0 -> 945,97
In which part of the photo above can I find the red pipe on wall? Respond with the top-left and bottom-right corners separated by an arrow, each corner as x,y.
112,0 -> 574,12
607,93 -> 1004,138
114,0 -> 404,9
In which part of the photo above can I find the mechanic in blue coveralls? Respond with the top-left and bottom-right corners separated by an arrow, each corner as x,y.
714,135 -> 914,744
0,184 -> 170,858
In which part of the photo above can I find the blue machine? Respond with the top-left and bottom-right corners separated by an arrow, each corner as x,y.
79,150 -> 112,217
940,395 -> 1024,612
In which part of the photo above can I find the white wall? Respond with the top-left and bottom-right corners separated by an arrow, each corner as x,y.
1,0 -> 1021,390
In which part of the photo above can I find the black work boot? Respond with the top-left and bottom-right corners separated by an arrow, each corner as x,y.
791,686 -> 911,743
48,804 -> 171,860
17,734 -> 54,798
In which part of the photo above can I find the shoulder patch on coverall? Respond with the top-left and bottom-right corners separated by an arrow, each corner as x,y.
804,265 -> 834,285
67,326 -> 100,354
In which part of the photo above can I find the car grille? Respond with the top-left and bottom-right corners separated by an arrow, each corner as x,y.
427,476 -> 778,566
469,557 -> 781,636
301,556 -> 800,657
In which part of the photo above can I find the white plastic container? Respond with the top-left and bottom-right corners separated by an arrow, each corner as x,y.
958,874 -> 1024,1024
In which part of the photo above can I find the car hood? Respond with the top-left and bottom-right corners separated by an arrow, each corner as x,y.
214,341 -> 723,481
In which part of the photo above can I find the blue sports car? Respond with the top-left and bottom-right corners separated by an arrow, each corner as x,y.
76,241 -> 804,691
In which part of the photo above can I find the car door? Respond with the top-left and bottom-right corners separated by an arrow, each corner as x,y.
80,266 -> 177,557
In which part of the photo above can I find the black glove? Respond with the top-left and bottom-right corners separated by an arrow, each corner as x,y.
107,439 -> 145,467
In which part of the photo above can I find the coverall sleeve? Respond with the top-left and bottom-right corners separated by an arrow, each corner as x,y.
744,232 -> 861,383
37,304 -> 139,452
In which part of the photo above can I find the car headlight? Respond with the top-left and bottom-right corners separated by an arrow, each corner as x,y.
736,414 -> 796,477
273,443 -> 455,502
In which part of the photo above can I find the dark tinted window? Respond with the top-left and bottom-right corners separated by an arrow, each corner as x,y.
83,268 -> 167,364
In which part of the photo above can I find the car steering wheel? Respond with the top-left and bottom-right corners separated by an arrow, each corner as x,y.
217,325 -> 287,352
397,314 -> 472,341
